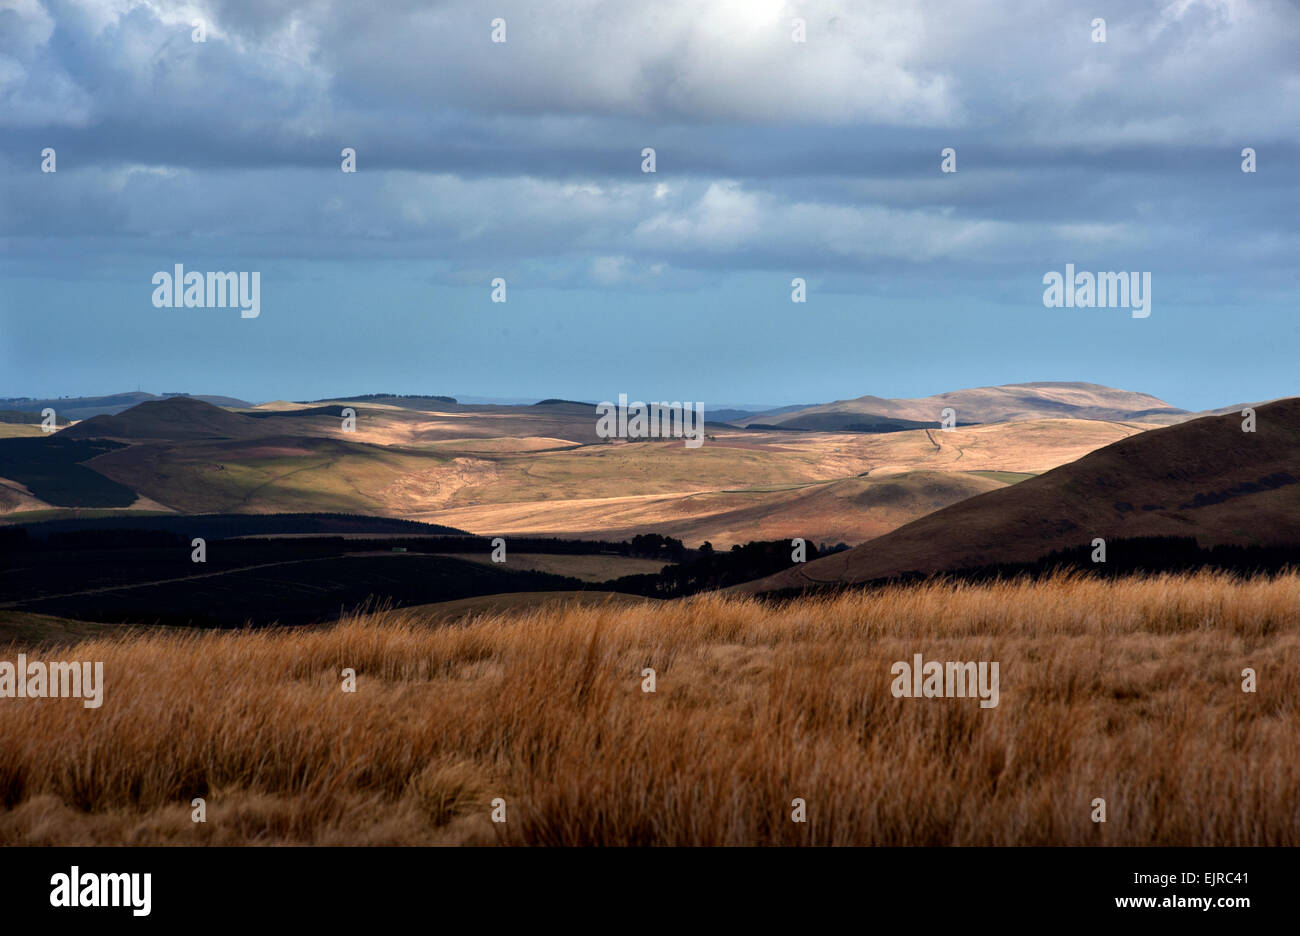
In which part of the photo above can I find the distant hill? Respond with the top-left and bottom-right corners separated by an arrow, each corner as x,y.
59,396 -> 264,441
743,397 -> 1300,592
309,393 -> 458,406
0,410 -> 70,426
12,384 -> 1270,552
0,392 -> 252,421
744,416 -> 942,433
741,382 -> 1187,431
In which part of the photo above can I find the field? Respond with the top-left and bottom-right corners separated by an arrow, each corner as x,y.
401,418 -> 1151,544
0,425 -> 44,439
1,571 -> 1295,845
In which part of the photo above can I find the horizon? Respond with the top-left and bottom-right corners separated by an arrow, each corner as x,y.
0,376 -> 1246,415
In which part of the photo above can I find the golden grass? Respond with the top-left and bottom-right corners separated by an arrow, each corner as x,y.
1,572 -> 1296,845
0,425 -> 45,438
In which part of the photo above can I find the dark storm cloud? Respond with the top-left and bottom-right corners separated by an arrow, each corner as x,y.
0,0 -> 1297,280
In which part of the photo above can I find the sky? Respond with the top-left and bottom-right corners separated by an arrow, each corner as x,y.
1,0 -> 1298,410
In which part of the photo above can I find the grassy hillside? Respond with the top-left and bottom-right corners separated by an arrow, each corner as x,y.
0,438 -> 136,507
749,398 -> 1300,591
0,573 -> 1294,845
427,471 -> 1006,546
0,425 -> 45,439
415,420 -> 1149,544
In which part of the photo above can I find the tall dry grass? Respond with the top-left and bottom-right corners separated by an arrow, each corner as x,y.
1,571 -> 1297,845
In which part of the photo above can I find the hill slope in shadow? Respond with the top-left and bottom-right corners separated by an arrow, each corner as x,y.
59,396 -> 265,441
745,397 -> 1300,591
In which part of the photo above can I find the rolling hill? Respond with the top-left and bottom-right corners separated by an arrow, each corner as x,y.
420,470 -> 1010,546
0,393 -> 1169,545
61,396 -> 268,441
0,392 -> 252,421
740,381 -> 1187,431
744,397 -> 1300,591
411,417 -> 1155,544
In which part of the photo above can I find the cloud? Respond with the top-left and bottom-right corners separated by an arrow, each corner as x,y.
0,0 -> 1297,289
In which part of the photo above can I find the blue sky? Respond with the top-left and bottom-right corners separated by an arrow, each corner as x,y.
2,0 -> 1297,410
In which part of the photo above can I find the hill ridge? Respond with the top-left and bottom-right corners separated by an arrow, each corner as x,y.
743,396 -> 1300,591
742,381 -> 1187,431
